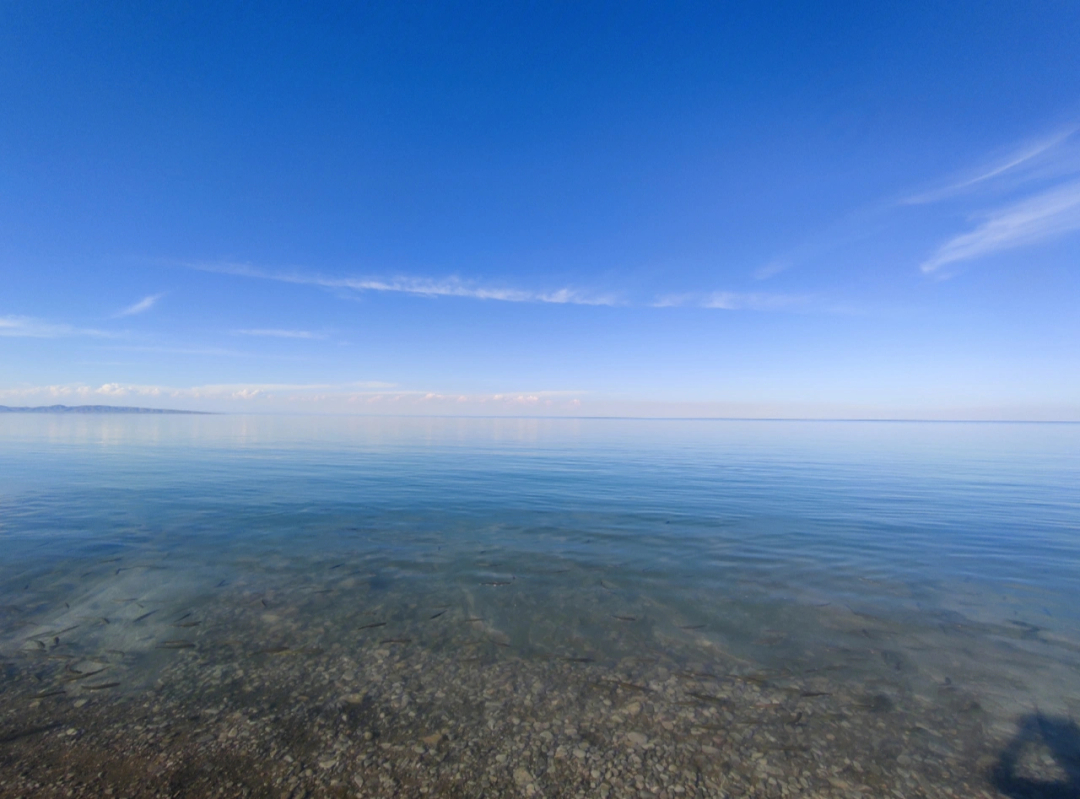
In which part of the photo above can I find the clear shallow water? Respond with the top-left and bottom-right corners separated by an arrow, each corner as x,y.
2,415 -> 1079,796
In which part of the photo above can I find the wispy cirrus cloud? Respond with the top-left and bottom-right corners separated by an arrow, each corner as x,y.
190,262 -> 621,306
654,291 -> 809,311
921,179 -> 1080,274
187,261 -> 820,312
753,258 -> 794,281
233,328 -> 327,339
0,315 -> 112,338
752,125 -> 1080,282
913,126 -> 1080,275
103,344 -> 248,357
903,126 -> 1080,205
115,293 -> 165,317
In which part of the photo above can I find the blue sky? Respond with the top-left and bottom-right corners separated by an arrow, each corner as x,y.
2,1 -> 1079,418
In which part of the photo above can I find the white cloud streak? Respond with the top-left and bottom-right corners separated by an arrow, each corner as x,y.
654,291 -> 808,311
906,125 -> 1080,275
115,293 -> 165,317
753,258 -> 793,280
0,316 -> 112,338
179,261 -> 831,312
903,127 -> 1080,205
233,329 -> 327,339
104,344 -> 248,357
921,179 -> 1080,274
193,262 -> 621,306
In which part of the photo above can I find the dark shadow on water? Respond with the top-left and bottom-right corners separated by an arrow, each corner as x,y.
993,714 -> 1080,799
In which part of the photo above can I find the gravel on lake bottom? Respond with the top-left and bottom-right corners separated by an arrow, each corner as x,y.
2,592 -> 1077,798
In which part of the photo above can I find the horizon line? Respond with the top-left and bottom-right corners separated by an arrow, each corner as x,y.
3,405 -> 1078,424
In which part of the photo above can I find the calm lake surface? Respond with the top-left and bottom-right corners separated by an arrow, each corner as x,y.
1,415 -> 1078,798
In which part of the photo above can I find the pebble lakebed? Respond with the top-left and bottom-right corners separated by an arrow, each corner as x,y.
2,576 -> 1073,799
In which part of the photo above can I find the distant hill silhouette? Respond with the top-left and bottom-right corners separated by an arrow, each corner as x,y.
0,405 -> 210,414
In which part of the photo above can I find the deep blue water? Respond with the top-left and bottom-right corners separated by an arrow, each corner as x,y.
2,414 -> 1079,724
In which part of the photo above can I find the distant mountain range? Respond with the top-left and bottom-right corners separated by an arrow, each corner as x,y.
0,404 -> 210,414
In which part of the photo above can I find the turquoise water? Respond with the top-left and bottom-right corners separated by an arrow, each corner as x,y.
2,415 -> 1079,795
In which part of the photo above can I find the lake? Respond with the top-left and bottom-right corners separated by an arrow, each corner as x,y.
1,415 -> 1078,797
